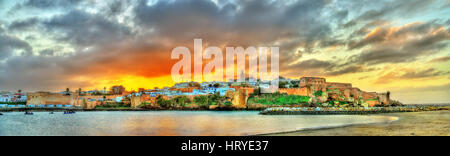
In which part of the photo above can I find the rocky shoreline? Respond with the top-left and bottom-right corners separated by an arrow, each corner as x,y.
1,105 -> 448,113
259,106 -> 449,115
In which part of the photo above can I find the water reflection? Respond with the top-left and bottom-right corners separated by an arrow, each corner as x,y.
0,111 -> 398,136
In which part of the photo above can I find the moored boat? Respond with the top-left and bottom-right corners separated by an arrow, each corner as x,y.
64,110 -> 76,114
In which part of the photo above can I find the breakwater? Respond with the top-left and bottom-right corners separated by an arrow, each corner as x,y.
259,106 -> 445,115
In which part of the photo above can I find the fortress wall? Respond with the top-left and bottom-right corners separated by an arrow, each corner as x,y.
130,96 -> 141,108
241,87 -> 255,96
326,82 -> 353,88
278,87 -> 310,96
27,92 -> 73,105
27,92 -> 48,105
45,94 -> 72,105
351,88 -> 363,99
233,89 -> 248,108
27,92 -> 125,107
362,92 -> 378,100
378,92 -> 390,105
299,77 -> 326,87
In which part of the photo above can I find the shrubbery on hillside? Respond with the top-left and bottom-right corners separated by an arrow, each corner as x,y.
0,102 -> 27,105
248,92 -> 310,106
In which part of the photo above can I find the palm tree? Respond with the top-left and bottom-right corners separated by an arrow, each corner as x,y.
18,89 -> 22,98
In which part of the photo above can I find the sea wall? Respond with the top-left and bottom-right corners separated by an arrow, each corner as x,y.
260,107 -> 425,115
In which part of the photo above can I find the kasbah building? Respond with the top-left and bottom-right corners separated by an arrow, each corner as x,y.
26,77 -> 390,109
279,77 -> 390,107
26,92 -> 125,109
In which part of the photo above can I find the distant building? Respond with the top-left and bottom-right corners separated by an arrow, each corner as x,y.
26,91 -> 125,108
138,88 -> 146,93
27,92 -> 77,106
279,77 -> 390,106
174,82 -> 200,88
111,86 -> 126,95
299,77 -> 326,87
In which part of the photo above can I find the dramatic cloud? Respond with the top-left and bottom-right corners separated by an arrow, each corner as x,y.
400,68 -> 448,79
42,10 -> 134,47
106,0 -> 129,16
134,0 -> 331,48
0,0 -> 448,104
375,68 -> 450,84
7,17 -> 39,31
289,59 -> 333,70
15,0 -> 83,9
349,22 -> 450,65
343,0 -> 438,27
326,65 -> 365,76
429,56 -> 450,63
0,34 -> 32,59
348,27 -> 388,50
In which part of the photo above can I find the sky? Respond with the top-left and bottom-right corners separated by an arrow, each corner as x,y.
0,0 -> 449,104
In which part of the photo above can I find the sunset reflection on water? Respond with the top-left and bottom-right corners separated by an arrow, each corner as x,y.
0,111 -> 398,136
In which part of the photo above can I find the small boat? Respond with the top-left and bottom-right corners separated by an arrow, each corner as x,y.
25,112 -> 34,115
64,110 -> 76,114
49,112 -> 54,114
0,113 -> 3,115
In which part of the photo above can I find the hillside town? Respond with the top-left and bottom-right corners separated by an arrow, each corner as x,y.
0,77 -> 394,110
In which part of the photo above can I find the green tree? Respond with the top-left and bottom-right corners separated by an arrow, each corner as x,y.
240,83 -> 250,87
314,91 -> 323,97
17,89 -> 22,98
208,92 -> 225,106
173,96 -> 191,107
224,101 -> 232,106
249,88 -> 261,98
247,93 -> 310,106
279,81 -> 288,88
157,96 -> 173,108
194,96 -> 209,108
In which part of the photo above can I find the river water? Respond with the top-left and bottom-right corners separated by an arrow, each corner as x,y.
0,111 -> 398,136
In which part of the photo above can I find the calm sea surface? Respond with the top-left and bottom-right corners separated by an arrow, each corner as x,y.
0,111 -> 398,136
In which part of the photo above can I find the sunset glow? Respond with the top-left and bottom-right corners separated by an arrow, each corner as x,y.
0,0 -> 449,104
